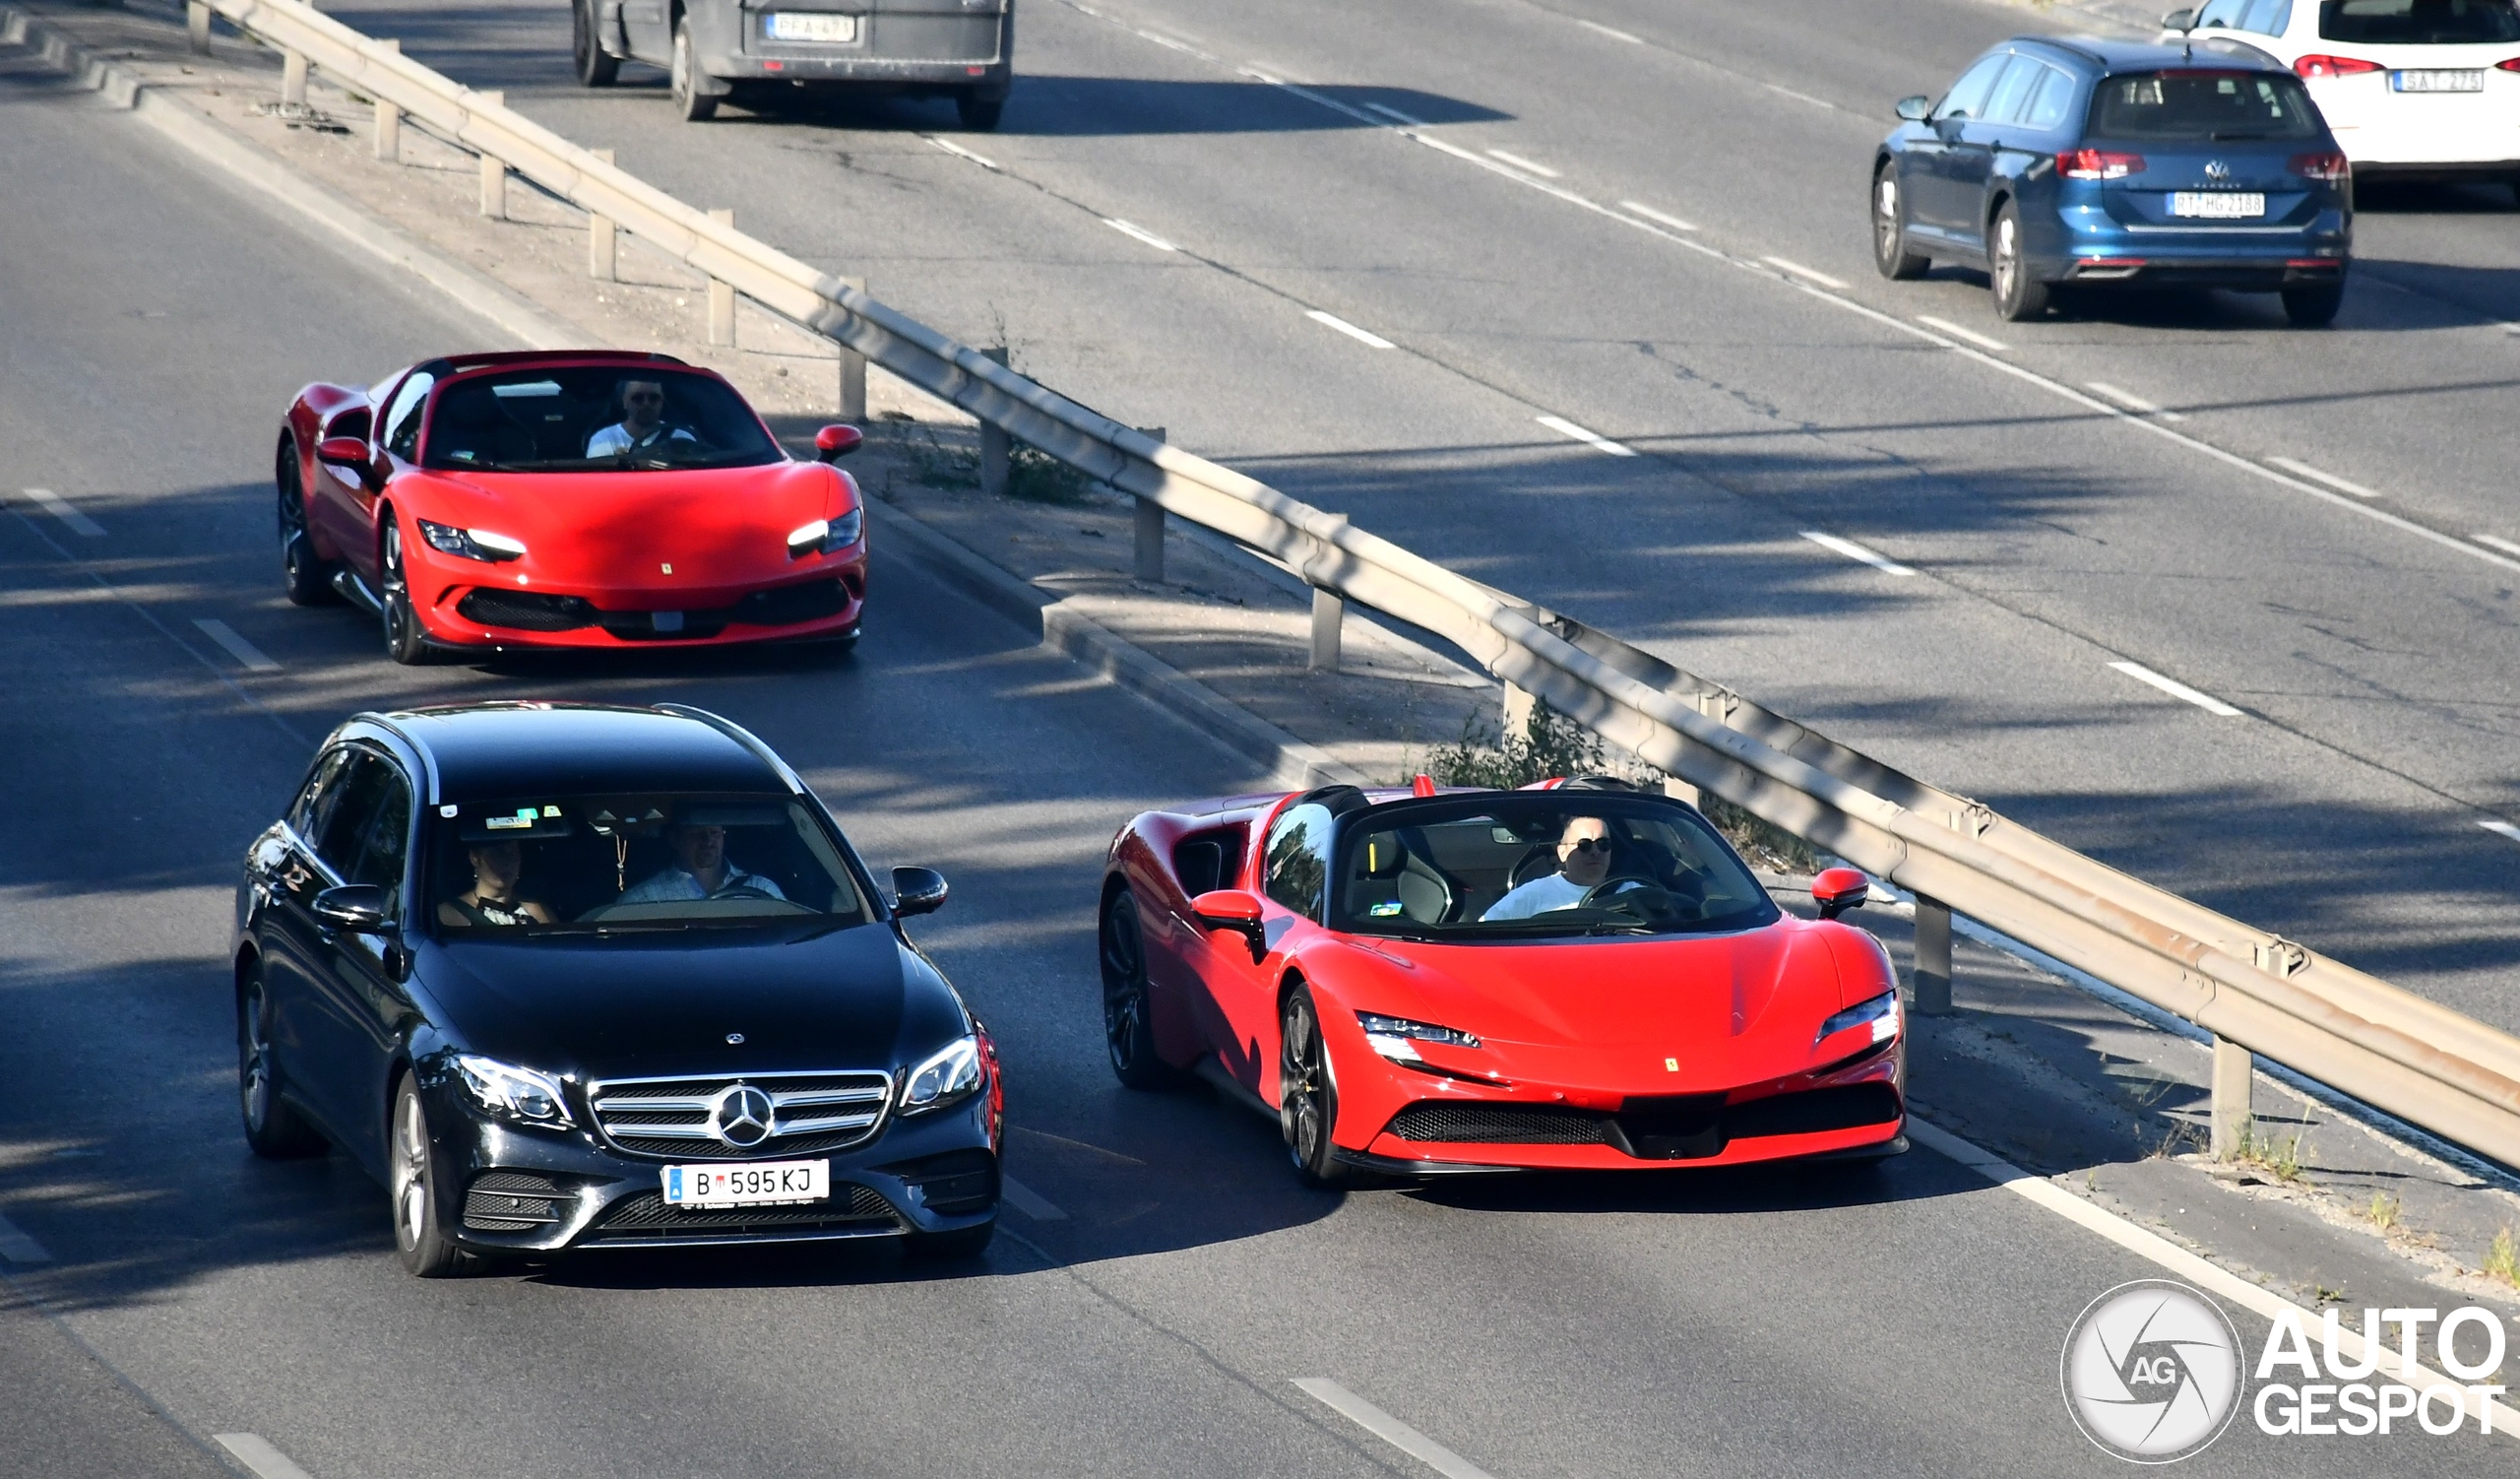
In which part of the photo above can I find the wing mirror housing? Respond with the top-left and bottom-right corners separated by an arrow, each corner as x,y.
1811,867 -> 1872,922
312,883 -> 394,932
814,424 -> 862,462
315,436 -> 381,489
1894,95 -> 1931,122
2162,7 -> 2196,30
1191,888 -> 1268,963
891,866 -> 949,918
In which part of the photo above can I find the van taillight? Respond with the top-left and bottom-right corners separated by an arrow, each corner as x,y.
2294,54 -> 2381,77
2057,149 -> 2145,179
2289,151 -> 2351,180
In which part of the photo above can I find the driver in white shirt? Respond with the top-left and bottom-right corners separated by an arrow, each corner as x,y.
586,379 -> 699,458
1482,815 -> 1624,920
617,823 -> 787,904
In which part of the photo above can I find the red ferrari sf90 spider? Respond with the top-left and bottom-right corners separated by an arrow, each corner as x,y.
1099,778 -> 1906,1184
276,350 -> 867,663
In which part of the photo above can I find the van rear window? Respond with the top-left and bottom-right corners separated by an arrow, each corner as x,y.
2319,0 -> 2520,43
2088,71 -> 2323,140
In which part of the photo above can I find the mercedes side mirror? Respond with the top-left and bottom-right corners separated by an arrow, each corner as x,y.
312,883 -> 394,932
1191,888 -> 1268,963
315,436 -> 381,489
1894,95 -> 1931,122
2162,7 -> 2195,30
815,424 -> 862,462
892,866 -> 949,918
1811,867 -> 1871,922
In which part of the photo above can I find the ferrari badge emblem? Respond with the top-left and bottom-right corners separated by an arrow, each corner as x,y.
1665,1057 -> 1679,1072
660,562 -> 674,574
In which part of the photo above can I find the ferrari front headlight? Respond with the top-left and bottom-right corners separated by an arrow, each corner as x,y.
1356,1012 -> 1480,1063
418,519 -> 526,562
1816,990 -> 1901,1049
787,506 -> 863,558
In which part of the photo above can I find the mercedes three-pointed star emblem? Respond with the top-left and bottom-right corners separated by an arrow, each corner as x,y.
710,1083 -> 775,1147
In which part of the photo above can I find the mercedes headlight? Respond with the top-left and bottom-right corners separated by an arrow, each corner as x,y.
454,1055 -> 573,1126
1356,1012 -> 1480,1064
1816,990 -> 1901,1049
418,519 -> 527,562
899,1035 -> 983,1115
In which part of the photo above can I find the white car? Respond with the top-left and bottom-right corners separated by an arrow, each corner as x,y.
2164,0 -> 2520,190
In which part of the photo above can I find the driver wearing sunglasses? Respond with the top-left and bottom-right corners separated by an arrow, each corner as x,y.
585,379 -> 700,458
1481,815 -> 1635,921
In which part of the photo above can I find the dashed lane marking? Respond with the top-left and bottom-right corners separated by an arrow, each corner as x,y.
1800,530 -> 1917,577
1306,309 -> 1396,350
213,1435 -> 319,1479
24,487 -> 104,537
1762,255 -> 1847,289
1617,200 -> 1697,231
1536,414 -> 1635,457
1483,148 -> 1560,178
1914,314 -> 2009,353
998,1175 -> 1068,1221
2483,820 -> 2520,844
1576,18 -> 1642,42
1102,218 -> 1178,252
924,136 -> 999,170
2266,456 -> 2377,498
1363,100 -> 1427,126
2471,533 -> 2520,558
0,1209 -> 53,1263
193,618 -> 281,673
2108,660 -> 2243,717
1292,1379 -> 1498,1479
2084,382 -> 2186,421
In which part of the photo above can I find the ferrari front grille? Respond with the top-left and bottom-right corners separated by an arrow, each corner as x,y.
1386,1102 -> 1615,1145
1384,1083 -> 1900,1160
457,588 -> 598,632
587,1070 -> 895,1159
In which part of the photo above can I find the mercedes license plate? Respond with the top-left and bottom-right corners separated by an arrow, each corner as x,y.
767,11 -> 858,41
2171,191 -> 2266,219
2392,69 -> 2483,93
662,1159 -> 829,1207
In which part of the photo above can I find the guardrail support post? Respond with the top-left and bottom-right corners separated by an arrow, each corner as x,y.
1502,682 -> 1535,746
1310,589 -> 1344,673
374,96 -> 401,161
479,153 -> 506,220
978,347 -> 1011,497
2210,1036 -> 2254,1159
281,50 -> 309,107
1132,426 -> 1166,582
587,149 -> 616,280
1913,896 -> 1953,1015
1663,776 -> 1700,806
707,208 -> 736,346
187,0 -> 210,52
836,277 -> 866,420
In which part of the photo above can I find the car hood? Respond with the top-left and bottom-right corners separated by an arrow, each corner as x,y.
405,462 -> 850,592
412,920 -> 963,1081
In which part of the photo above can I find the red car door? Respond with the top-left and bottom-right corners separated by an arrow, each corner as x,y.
1196,800 -> 1336,1102
318,369 -> 430,581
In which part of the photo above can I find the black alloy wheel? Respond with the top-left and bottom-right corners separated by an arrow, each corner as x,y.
276,441 -> 337,607
1100,892 -> 1177,1089
1989,201 -> 2049,322
2281,282 -> 2344,328
669,17 -> 717,122
1278,986 -> 1351,1188
380,518 -> 434,666
390,1077 -> 461,1277
572,0 -> 619,87
1871,165 -> 1928,281
238,973 -> 326,1158
955,89 -> 1004,132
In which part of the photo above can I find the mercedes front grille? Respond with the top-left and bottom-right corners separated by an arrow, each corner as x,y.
587,1071 -> 894,1158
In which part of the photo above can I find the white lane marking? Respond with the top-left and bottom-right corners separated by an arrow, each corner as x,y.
2265,456 -> 2377,498
1102,218 -> 1178,252
998,1174 -> 1068,1221
1762,255 -> 1847,289
2108,660 -> 2243,717
924,136 -> 999,170
1536,414 -> 1636,457
1292,1379 -> 1498,1479
1914,314 -> 2010,353
0,1209 -> 54,1263
1577,18 -> 1642,42
1134,30 -> 1215,60
1617,200 -> 1697,231
213,1435 -> 319,1479
1800,530 -> 1917,577
1906,1118 -> 2517,1437
1363,100 -> 1427,126
24,488 -> 104,537
192,618 -> 281,673
1763,81 -> 1838,110
2471,533 -> 2520,558
1483,148 -> 1560,178
1306,309 -> 1396,350
2084,382 -> 2186,421
2482,820 -> 2520,844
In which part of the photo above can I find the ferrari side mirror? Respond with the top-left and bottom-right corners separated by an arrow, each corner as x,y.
815,424 -> 862,462
1811,867 -> 1871,922
315,436 -> 381,489
1191,888 -> 1268,963
1894,95 -> 1931,122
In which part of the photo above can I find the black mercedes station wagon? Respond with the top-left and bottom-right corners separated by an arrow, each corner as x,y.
232,701 -> 1001,1275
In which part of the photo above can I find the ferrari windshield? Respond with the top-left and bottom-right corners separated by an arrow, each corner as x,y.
425,792 -> 871,932
1330,795 -> 1780,939
420,366 -> 783,474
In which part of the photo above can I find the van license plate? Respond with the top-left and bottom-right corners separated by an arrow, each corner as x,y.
767,12 -> 858,42
2171,192 -> 2265,219
662,1160 -> 829,1207
2392,69 -> 2483,93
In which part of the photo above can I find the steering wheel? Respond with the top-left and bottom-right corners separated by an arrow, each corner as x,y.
714,883 -> 778,901
1580,877 -> 1692,925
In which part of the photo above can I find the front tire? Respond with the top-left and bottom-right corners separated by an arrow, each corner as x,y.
277,441 -> 337,607
572,0 -> 619,86
390,1077 -> 461,1277
380,518 -> 435,666
1871,165 -> 1928,281
1278,986 -> 1352,1188
669,17 -> 718,122
238,972 -> 326,1158
1100,892 -> 1179,1089
1989,202 -> 2049,322
2281,282 -> 2344,327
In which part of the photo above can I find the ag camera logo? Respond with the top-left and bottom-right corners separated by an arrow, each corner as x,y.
2061,1280 -> 2245,1462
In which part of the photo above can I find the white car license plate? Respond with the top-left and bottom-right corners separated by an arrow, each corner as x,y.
662,1159 -> 829,1207
767,11 -> 857,41
2171,191 -> 2266,219
2391,69 -> 2484,93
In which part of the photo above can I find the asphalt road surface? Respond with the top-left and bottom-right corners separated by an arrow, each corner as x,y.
4,24 -> 2519,1479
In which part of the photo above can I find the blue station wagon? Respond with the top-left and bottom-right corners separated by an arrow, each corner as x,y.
1872,35 -> 2353,324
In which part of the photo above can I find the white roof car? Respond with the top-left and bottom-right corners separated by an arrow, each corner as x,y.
2164,0 -> 2520,185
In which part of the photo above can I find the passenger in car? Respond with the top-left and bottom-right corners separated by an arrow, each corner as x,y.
617,822 -> 788,903
585,379 -> 700,457
1481,815 -> 1619,920
437,840 -> 557,928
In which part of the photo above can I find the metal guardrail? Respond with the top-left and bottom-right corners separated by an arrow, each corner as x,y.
194,0 -> 2520,1166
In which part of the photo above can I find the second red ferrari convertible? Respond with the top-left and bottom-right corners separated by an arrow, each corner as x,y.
277,350 -> 867,663
1098,778 -> 1906,1184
